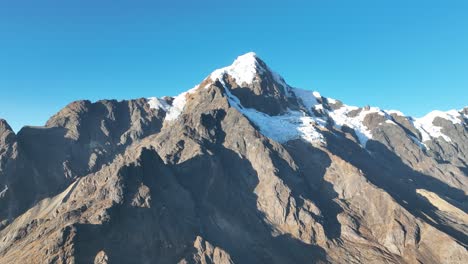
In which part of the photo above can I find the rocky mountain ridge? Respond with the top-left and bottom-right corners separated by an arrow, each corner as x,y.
0,52 -> 466,263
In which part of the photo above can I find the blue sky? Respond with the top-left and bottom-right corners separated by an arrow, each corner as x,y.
1,0 -> 467,132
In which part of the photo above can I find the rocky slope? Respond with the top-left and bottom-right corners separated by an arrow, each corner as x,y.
0,53 -> 466,264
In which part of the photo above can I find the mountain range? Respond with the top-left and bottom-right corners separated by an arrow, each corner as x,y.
0,52 -> 467,263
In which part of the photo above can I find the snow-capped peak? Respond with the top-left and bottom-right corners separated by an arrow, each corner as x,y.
209,52 -> 290,94
210,52 -> 265,86
147,52 -> 282,122
234,51 -> 259,63
147,53 -> 467,149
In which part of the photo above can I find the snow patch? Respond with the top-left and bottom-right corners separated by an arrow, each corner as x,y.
0,185 -> 8,198
292,88 -> 319,112
412,110 -> 462,142
148,85 -> 199,121
417,110 -> 462,125
386,110 -> 405,116
147,97 -> 171,112
272,71 -> 290,96
328,106 -> 380,147
216,78 -> 324,144
293,88 -> 382,147
409,135 -> 427,150
315,104 -> 324,110
165,85 -> 199,121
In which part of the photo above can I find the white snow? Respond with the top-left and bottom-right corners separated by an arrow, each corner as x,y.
272,71 -> 290,96
293,87 -> 394,147
147,97 -> 171,112
147,52 -> 292,123
210,52 -> 290,95
292,88 -> 320,111
148,85 -> 199,121
327,106 -> 381,146
288,87 -> 386,147
312,91 -> 321,98
386,110 -> 405,116
461,108 -> 468,119
203,82 -> 212,89
0,185 -> 7,198
210,52 -> 264,86
148,52 -> 465,150
164,85 -> 199,121
211,62 -> 330,145
215,77 -> 324,144
409,135 -> 427,150
412,110 -> 462,142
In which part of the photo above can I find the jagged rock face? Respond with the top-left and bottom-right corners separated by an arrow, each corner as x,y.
0,120 -> 15,147
0,120 -> 16,180
0,53 -> 467,263
0,99 -> 164,227
0,120 -> 22,228
210,52 -> 300,116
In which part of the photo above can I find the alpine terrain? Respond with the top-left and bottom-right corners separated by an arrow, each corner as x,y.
0,52 -> 467,264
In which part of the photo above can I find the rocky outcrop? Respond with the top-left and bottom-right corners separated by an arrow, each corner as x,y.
0,119 -> 23,228
210,52 -> 301,116
0,98 -> 165,226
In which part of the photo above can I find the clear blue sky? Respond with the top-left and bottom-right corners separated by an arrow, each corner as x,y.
1,0 -> 467,132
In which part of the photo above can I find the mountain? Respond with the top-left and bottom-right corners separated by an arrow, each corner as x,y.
0,52 -> 466,264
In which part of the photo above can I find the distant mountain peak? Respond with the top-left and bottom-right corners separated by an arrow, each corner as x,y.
209,52 -> 289,92
210,52 -> 266,86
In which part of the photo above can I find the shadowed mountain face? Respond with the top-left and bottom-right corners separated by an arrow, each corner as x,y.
0,53 -> 467,264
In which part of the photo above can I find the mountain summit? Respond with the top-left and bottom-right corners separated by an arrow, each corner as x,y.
0,53 -> 467,264
210,52 -> 269,85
